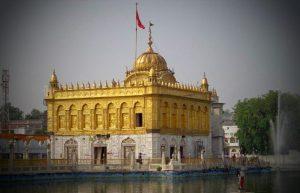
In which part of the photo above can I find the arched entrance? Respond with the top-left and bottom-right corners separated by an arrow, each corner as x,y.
121,138 -> 136,165
169,138 -> 177,159
92,139 -> 107,165
195,140 -> 205,159
180,138 -> 186,159
64,138 -> 78,164
160,138 -> 168,157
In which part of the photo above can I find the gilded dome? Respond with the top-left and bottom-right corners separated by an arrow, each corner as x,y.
134,49 -> 168,71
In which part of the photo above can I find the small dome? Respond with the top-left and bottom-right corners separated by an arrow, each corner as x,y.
50,70 -> 58,83
134,50 -> 168,71
201,73 -> 208,85
201,77 -> 208,85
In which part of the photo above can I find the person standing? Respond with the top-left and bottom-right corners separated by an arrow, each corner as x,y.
238,166 -> 246,190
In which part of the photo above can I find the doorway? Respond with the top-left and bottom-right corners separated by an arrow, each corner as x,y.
180,146 -> 184,158
123,146 -> 135,165
170,146 -> 175,158
94,146 -> 107,164
64,139 -> 78,164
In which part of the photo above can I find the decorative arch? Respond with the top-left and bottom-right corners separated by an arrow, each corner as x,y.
196,106 -> 201,130
120,102 -> 129,129
121,137 -> 136,160
161,138 -> 168,147
179,138 -> 187,158
107,103 -> 116,129
82,104 -> 90,129
57,105 -> 65,130
122,137 -> 136,144
230,137 -> 235,143
190,105 -> 195,129
170,138 -> 177,148
203,106 -> 208,131
92,137 -> 107,165
64,138 -> 78,162
171,103 -> 178,129
95,104 -> 103,129
161,101 -> 169,128
69,105 -> 77,130
92,138 -> 106,146
133,101 -> 142,112
180,138 -> 186,146
169,138 -> 177,158
134,102 -> 143,127
181,104 -> 187,129
160,138 -> 168,156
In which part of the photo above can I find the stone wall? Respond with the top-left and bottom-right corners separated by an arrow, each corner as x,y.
51,134 -> 212,160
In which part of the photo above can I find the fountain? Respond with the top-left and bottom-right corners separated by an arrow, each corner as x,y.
270,91 -> 300,170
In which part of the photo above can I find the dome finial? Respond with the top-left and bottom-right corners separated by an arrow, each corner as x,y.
49,68 -> 58,89
50,68 -> 58,83
147,21 -> 154,52
201,72 -> 209,91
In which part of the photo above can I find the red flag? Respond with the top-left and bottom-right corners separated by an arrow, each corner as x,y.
136,9 -> 145,29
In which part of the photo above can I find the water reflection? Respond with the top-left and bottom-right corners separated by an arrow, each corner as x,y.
0,171 -> 299,193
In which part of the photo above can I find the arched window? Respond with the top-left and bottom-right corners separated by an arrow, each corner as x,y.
171,103 -> 178,129
230,137 -> 235,143
108,103 -> 116,129
134,102 -> 143,127
70,105 -> 77,130
196,106 -> 201,130
82,104 -> 90,129
161,102 -> 169,128
120,103 -> 129,129
203,106 -> 208,130
95,104 -> 103,129
190,105 -> 195,129
57,106 -> 65,130
181,104 -> 187,129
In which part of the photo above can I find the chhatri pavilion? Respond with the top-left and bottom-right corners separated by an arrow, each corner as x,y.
44,25 -> 223,163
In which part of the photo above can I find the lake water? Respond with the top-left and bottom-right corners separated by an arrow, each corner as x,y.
0,171 -> 299,193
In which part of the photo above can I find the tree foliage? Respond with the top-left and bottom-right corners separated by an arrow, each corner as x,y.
25,108 -> 43,120
0,103 -> 24,121
234,91 -> 300,155
233,91 -> 278,155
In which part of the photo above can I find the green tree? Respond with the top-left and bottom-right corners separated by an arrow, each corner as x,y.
25,108 -> 43,120
233,90 -> 278,155
0,103 -> 24,120
234,91 -> 300,154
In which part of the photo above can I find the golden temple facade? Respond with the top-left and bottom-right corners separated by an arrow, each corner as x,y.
45,28 -> 213,138
44,25 -> 222,161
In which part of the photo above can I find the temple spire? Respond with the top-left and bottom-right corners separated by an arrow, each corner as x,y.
147,21 -> 154,52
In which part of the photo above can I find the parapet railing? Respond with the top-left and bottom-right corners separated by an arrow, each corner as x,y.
0,157 -> 269,173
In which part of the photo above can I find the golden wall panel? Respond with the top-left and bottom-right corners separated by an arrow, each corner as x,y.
46,84 -> 211,136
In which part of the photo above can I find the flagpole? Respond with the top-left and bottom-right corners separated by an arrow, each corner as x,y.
135,3 -> 138,63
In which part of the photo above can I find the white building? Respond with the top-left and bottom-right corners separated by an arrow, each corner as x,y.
223,125 -> 240,158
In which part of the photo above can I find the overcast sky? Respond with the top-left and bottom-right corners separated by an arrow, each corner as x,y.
0,0 -> 299,114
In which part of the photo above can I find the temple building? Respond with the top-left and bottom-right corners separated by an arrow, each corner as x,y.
44,26 -> 223,163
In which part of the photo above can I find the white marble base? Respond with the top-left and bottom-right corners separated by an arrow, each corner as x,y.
50,133 -> 212,160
